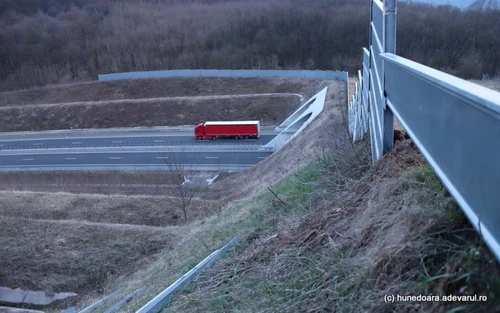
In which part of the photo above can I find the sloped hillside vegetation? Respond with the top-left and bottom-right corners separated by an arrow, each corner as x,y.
165,136 -> 500,313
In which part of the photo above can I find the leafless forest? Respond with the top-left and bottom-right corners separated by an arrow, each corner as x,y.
0,0 -> 498,91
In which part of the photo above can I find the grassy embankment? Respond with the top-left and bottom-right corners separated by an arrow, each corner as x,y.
72,136 -> 500,313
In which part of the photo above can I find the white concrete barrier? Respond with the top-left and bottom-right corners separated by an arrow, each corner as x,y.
264,87 -> 327,151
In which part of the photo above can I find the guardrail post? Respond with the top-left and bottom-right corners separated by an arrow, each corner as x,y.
383,0 -> 397,154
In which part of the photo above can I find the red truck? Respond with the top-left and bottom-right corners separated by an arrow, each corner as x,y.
194,121 -> 260,140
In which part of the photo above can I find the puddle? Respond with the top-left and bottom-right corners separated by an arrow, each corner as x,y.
0,287 -> 77,306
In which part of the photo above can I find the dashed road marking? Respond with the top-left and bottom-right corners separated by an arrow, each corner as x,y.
205,157 -> 219,159
65,158 -> 77,160
111,141 -> 122,144
33,143 -> 43,146
155,157 -> 169,159
72,142 -> 82,144
109,157 -> 122,160
22,158 -> 34,161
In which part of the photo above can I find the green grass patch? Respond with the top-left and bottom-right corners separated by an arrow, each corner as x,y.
112,161 -> 325,313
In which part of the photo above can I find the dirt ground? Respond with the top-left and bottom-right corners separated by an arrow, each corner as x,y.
0,77 -> 328,132
0,95 -> 299,132
0,77 -> 326,106
0,214 -> 177,298
0,188 -> 220,305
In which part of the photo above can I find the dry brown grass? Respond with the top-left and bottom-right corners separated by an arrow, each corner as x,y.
469,79 -> 500,92
166,137 -> 500,313
0,187 -> 220,310
0,191 -> 218,227
0,170 -> 222,196
0,95 -> 298,132
0,215 -> 177,301
0,187 -> 224,311
0,77 -> 322,106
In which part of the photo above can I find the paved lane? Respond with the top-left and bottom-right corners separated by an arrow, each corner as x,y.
0,133 -> 277,150
0,151 -> 273,170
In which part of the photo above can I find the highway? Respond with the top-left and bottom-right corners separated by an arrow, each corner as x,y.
0,126 -> 278,171
0,131 -> 278,150
0,150 -> 272,171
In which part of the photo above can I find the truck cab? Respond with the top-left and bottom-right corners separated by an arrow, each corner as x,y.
194,122 -> 209,140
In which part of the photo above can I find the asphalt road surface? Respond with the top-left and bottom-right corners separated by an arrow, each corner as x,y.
0,151 -> 273,171
0,127 -> 278,171
0,132 -> 278,150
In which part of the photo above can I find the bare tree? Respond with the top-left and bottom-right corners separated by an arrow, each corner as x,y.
160,150 -> 195,221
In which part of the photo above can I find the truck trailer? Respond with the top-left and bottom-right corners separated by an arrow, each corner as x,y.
194,121 -> 260,140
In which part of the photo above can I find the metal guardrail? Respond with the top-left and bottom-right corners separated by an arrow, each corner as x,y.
98,69 -> 348,82
382,53 -> 500,261
348,69 -> 369,142
136,235 -> 241,313
78,288 -> 124,313
103,287 -> 145,313
349,0 -> 395,162
348,0 -> 500,261
73,237 -> 240,313
367,0 -> 396,163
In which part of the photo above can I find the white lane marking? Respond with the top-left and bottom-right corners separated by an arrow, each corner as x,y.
205,157 -> 219,159
154,140 -> 165,143
32,143 -> 43,146
72,142 -> 82,144
109,157 -> 122,160
111,141 -> 122,143
22,158 -> 34,161
155,157 -> 169,159
65,157 -> 77,160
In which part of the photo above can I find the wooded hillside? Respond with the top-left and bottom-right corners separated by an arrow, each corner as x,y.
0,0 -> 498,91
